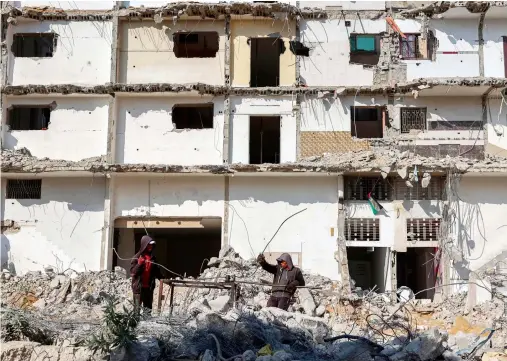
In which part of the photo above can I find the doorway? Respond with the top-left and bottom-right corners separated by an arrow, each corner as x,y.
250,38 -> 282,87
249,116 -> 281,164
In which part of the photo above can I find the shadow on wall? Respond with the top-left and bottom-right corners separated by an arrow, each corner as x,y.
450,177 -> 507,276
0,235 -> 15,273
229,177 -> 337,206
301,97 -> 349,130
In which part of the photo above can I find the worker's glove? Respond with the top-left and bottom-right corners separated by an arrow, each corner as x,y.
137,256 -> 145,265
257,254 -> 266,264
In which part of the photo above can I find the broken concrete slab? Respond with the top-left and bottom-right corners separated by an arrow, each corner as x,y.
390,328 -> 448,361
298,288 -> 317,316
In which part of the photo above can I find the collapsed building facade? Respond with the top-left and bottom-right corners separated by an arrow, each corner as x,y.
1,0 -> 507,310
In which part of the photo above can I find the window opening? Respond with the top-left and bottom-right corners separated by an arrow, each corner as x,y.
173,32 -> 219,58
350,106 -> 384,138
401,107 -> 427,133
400,33 -> 434,60
8,106 -> 51,130
12,33 -> 56,57
249,116 -> 280,164
172,104 -> 213,129
349,34 -> 380,65
6,179 -> 42,199
345,218 -> 380,242
345,176 -> 391,201
350,34 -> 377,53
250,38 -> 283,87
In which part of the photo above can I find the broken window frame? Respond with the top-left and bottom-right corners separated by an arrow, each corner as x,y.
7,105 -> 51,131
350,106 -> 385,139
6,179 -> 42,199
12,33 -> 57,58
172,103 -> 214,130
173,32 -> 219,58
400,33 -> 423,60
400,107 -> 427,134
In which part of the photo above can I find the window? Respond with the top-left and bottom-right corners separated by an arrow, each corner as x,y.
173,32 -> 219,58
12,33 -> 56,57
6,180 -> 42,199
350,34 -> 377,53
345,218 -> 380,242
8,106 -> 51,130
400,33 -> 435,60
401,34 -> 419,59
249,116 -> 280,164
407,218 -> 441,242
350,106 -> 384,138
172,104 -> 213,129
400,107 -> 427,133
250,38 -> 284,87
349,34 -> 380,65
345,176 -> 392,201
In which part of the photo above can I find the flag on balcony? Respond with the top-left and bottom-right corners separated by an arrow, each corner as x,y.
367,192 -> 384,215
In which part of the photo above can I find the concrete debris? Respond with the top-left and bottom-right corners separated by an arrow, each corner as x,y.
4,146 -> 507,176
1,248 -> 506,361
3,78 -> 507,97
397,166 -> 408,180
399,1 -> 506,18
421,172 -> 432,188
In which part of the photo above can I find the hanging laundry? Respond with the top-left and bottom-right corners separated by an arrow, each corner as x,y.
367,192 -> 384,215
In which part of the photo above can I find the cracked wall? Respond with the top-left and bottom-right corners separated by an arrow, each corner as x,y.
7,20 -> 113,85
2,96 -> 110,161
116,96 -> 225,165
0,176 -> 106,275
118,20 -> 226,85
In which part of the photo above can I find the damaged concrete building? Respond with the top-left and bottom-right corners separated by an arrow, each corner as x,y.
1,0 -> 507,308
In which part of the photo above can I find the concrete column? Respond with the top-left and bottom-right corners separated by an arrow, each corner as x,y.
100,175 -> 116,270
222,175 -> 230,248
478,12 -> 486,77
390,249 -> 397,302
336,175 -> 351,293
222,16 -> 231,164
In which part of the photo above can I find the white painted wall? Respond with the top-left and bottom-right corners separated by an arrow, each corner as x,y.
119,20 -> 225,85
230,97 -> 297,164
486,95 -> 507,157
450,176 -> 507,273
483,19 -> 506,78
1,177 -> 106,275
116,96 -> 224,165
8,21 -> 113,85
228,176 -> 339,280
301,95 -> 387,131
3,97 -> 109,161
397,19 -> 480,80
113,176 -> 224,219
392,96 -> 484,140
300,19 -> 386,86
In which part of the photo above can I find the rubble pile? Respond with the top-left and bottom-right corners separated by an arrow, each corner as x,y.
4,145 -> 507,175
1,247 -> 506,361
